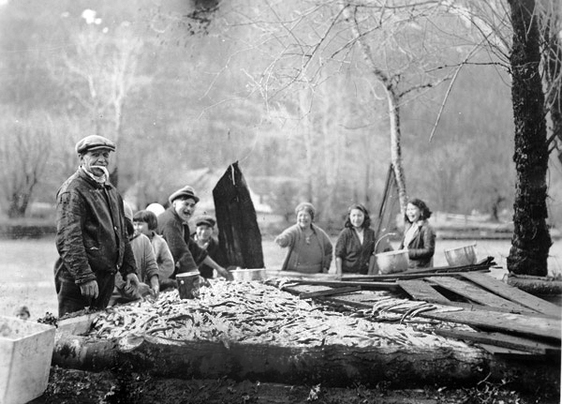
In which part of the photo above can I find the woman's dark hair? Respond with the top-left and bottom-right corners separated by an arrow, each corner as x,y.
133,210 -> 158,231
405,198 -> 432,222
344,204 -> 371,229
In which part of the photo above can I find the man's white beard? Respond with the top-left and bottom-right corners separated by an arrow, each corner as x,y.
86,165 -> 109,183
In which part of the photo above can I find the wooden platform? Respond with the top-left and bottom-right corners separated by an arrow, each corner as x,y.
286,270 -> 561,354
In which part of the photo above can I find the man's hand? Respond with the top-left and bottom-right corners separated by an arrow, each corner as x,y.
125,273 -> 140,295
79,280 -> 99,300
216,266 -> 234,281
149,276 -> 160,298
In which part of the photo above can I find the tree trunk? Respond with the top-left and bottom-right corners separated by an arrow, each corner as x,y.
341,5 -> 408,215
51,333 -> 560,394
506,0 -> 552,276
541,2 -> 561,159
7,191 -> 30,218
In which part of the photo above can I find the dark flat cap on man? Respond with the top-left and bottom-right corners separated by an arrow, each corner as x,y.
195,215 -> 216,228
169,185 -> 200,204
75,135 -> 116,154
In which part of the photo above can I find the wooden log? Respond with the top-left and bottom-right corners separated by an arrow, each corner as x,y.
505,274 -> 562,296
51,334 -> 560,393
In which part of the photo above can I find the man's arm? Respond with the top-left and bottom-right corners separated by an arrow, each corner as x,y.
201,256 -> 233,281
161,221 -> 199,274
55,191 -> 96,285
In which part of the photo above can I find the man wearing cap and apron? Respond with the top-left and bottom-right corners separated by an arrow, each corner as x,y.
158,186 -> 233,281
54,135 -> 140,317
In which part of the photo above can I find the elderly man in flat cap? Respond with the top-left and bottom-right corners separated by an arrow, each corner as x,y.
54,135 -> 140,317
158,186 -> 233,281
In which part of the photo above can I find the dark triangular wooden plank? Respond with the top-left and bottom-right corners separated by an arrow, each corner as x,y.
213,162 -> 264,268
429,276 -> 536,314
398,280 -> 450,304
461,272 -> 561,318
434,329 -> 561,355
421,308 -> 561,341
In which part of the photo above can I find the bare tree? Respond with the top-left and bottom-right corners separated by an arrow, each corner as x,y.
53,11 -> 150,186
0,110 -> 52,218
240,0 -> 484,215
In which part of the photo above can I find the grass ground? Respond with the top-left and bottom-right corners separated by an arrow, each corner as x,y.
1,236 -> 561,320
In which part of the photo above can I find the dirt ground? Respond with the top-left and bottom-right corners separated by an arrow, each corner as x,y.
28,366 -> 559,404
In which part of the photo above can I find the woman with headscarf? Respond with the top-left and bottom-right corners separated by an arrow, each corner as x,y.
399,198 -> 436,269
275,202 -> 333,273
334,204 -> 376,276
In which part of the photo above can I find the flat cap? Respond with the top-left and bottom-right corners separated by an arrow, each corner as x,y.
75,135 -> 116,154
169,185 -> 199,204
195,215 -> 216,228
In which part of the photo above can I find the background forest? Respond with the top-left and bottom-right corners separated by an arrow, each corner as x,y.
0,0 -> 560,231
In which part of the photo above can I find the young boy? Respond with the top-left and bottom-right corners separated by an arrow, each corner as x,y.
193,215 -> 228,279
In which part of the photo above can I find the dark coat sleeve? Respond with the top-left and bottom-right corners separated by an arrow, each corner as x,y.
408,225 -> 436,261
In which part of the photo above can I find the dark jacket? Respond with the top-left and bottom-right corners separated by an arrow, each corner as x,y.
335,227 -> 376,274
399,221 -> 436,269
193,236 -> 227,279
54,168 -> 137,285
157,207 -> 208,276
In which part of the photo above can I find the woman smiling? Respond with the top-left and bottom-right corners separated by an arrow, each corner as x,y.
275,202 -> 333,273
399,198 -> 436,269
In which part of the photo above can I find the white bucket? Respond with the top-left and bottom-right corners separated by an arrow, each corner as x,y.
375,249 -> 409,274
0,316 -> 56,404
444,244 -> 477,266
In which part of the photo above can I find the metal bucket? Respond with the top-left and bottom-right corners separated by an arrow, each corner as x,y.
231,269 -> 267,282
375,249 -> 409,274
444,244 -> 477,266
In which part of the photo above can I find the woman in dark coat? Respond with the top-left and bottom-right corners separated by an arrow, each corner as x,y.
399,198 -> 436,269
334,204 -> 376,276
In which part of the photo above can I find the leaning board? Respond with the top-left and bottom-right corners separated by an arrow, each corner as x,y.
461,272 -> 561,318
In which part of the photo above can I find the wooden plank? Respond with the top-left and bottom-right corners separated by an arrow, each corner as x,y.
434,329 -> 561,355
341,269 -> 490,282
293,280 -> 401,292
57,313 -> 99,336
342,257 -> 495,281
299,286 -> 361,299
462,272 -> 561,318
421,309 -> 561,341
398,280 -> 451,304
429,277 -> 536,314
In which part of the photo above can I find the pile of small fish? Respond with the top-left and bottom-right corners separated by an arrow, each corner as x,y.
89,280 -> 470,350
